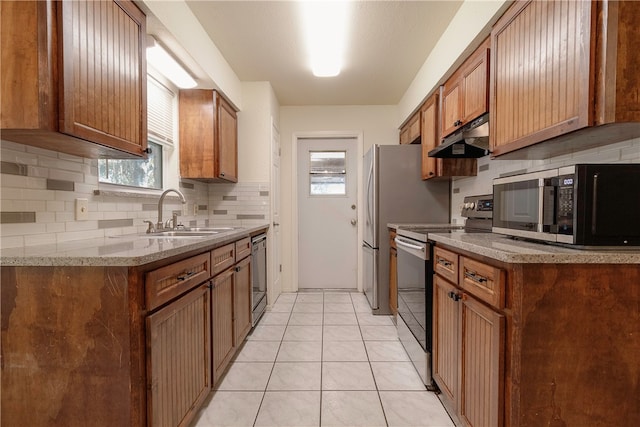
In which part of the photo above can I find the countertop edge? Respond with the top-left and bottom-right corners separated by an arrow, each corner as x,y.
0,224 -> 269,267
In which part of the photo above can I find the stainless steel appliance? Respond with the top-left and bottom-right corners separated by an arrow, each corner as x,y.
493,164 -> 640,247
363,144 -> 450,314
395,195 -> 492,388
427,113 -> 489,158
251,233 -> 267,325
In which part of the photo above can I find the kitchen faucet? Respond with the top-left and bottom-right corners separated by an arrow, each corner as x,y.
157,188 -> 187,231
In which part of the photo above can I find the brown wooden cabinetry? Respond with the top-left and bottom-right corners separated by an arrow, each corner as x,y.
388,229 -> 397,316
440,38 -> 490,140
420,92 -> 476,180
233,237 -> 253,345
211,267 -> 235,383
399,111 -> 421,144
179,90 -> 238,182
146,284 -> 211,427
0,0 -> 147,158
432,247 -> 504,427
490,0 -> 640,158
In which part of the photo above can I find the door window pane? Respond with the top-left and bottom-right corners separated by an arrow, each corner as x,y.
309,151 -> 346,195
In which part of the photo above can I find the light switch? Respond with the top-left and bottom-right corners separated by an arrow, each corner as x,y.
75,198 -> 89,220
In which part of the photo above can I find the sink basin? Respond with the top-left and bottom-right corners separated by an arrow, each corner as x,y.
148,230 -> 220,237
187,227 -> 238,232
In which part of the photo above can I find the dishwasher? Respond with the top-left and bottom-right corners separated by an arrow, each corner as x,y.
251,233 -> 267,326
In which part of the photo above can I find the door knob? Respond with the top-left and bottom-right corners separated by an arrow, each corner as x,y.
350,219 -> 357,226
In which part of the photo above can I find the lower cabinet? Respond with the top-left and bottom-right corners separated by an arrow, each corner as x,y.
233,255 -> 252,345
433,247 -> 504,427
146,284 -> 211,427
211,267 -> 235,384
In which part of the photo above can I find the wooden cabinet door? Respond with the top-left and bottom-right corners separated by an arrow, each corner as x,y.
440,82 -> 463,139
421,94 -> 439,179
211,268 -> 235,384
460,295 -> 504,427
59,0 -> 147,156
179,90 -> 238,182
217,95 -> 238,182
389,247 -> 397,316
490,0 -> 593,154
461,45 -> 489,125
432,275 -> 460,410
147,284 -> 211,427
233,256 -> 252,345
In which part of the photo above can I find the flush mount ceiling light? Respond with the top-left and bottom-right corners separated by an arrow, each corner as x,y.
146,36 -> 197,89
301,0 -> 351,77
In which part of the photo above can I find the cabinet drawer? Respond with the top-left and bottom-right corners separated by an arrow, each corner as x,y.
146,252 -> 211,311
434,247 -> 459,284
459,256 -> 505,308
212,243 -> 235,276
235,237 -> 251,261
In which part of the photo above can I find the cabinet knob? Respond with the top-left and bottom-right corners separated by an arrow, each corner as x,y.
220,172 -> 225,177
454,120 -> 462,127
429,171 -> 434,176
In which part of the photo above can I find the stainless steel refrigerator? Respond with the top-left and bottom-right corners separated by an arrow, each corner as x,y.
363,144 -> 450,314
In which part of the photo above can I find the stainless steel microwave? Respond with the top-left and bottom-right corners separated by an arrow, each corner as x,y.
492,164 -> 640,247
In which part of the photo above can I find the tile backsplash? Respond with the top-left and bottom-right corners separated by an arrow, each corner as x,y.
451,137 -> 640,223
0,139 -> 270,249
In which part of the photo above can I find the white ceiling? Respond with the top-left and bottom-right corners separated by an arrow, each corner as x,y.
182,1 -> 463,106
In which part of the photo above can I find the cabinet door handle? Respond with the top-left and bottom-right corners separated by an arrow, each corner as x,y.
437,258 -> 452,268
220,172 -> 226,177
464,270 -> 488,283
454,119 -> 463,127
447,291 -> 462,302
177,271 -> 196,281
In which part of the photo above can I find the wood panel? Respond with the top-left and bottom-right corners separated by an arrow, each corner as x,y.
459,256 -> 505,309
234,257 -> 252,345
217,94 -> 238,182
462,44 -> 490,124
399,111 -> 421,144
211,268 -> 235,384
211,243 -> 235,276
388,229 -> 398,315
146,284 -> 211,427
441,83 -> 462,138
1,266 -> 134,427
145,253 -> 211,311
421,94 -> 439,179
460,294 -> 504,427
434,246 -> 459,284
432,275 -> 460,410
179,89 -> 238,182
235,237 -> 251,261
490,0 -> 593,154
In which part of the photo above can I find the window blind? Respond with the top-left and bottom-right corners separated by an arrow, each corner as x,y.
147,76 -> 175,146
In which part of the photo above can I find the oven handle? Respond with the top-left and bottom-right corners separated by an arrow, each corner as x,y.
395,237 -> 426,252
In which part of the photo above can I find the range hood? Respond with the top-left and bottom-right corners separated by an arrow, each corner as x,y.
428,113 -> 490,158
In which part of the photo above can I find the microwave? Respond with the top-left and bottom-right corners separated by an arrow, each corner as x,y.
492,164 -> 640,247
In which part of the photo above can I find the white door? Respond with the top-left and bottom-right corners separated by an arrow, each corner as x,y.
297,137 -> 358,289
270,120 -> 282,301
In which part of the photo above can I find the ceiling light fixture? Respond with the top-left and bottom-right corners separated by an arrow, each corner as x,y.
301,0 -> 351,78
146,36 -> 197,89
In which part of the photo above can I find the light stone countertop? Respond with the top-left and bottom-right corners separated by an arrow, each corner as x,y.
0,224 -> 269,267
428,230 -> 640,264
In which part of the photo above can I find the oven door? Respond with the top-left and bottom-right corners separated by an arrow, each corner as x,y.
394,236 -> 430,352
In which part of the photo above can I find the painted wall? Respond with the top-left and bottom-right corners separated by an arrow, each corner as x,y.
278,105 -> 397,292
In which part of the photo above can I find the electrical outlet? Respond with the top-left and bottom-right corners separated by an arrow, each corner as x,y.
183,203 -> 189,216
193,204 -> 198,216
75,198 -> 89,220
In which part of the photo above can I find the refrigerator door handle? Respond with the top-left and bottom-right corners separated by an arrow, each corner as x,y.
366,163 -> 373,229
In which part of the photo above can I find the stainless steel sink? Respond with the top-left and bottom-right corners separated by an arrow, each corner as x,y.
149,231 -> 219,237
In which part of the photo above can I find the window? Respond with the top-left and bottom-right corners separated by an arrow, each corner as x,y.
98,75 -> 175,189
309,151 -> 347,195
98,141 -> 163,189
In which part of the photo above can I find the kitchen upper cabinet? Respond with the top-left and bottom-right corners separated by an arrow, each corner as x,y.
179,90 -> 238,182
399,110 -> 421,144
440,37 -> 490,140
0,0 -> 147,158
490,0 -> 640,158
421,92 -> 477,180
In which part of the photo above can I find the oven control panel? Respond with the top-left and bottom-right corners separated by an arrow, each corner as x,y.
461,194 -> 493,219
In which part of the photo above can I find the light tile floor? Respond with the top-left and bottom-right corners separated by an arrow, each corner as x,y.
194,291 -> 455,427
